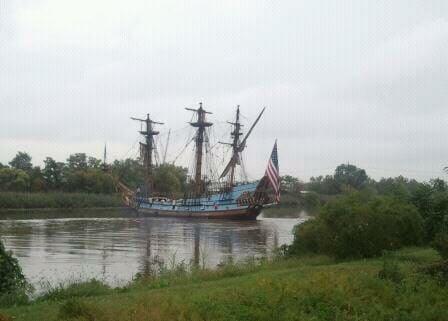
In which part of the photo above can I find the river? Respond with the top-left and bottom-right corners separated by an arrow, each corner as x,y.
0,211 -> 305,290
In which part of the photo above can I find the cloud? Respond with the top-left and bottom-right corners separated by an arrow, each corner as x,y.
0,1 -> 447,181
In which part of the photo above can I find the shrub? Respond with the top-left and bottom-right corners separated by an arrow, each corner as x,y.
432,232 -> 448,260
377,253 -> 403,283
288,193 -> 424,259
39,279 -> 110,302
419,260 -> 448,285
0,239 -> 30,307
58,298 -> 100,321
0,240 -> 28,294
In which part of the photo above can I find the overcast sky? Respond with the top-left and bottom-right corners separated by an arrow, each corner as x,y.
0,0 -> 447,181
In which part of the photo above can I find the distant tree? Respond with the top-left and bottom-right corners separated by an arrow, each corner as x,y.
9,152 -> 32,173
0,168 -> 30,192
65,168 -> 115,193
280,175 -> 303,194
111,158 -> 144,189
375,176 -> 422,201
307,175 -> 339,195
334,164 -> 368,191
42,157 -> 65,190
0,162 -> 6,169
87,157 -> 102,169
153,164 -> 187,195
67,153 -> 88,171
411,179 -> 448,242
29,166 -> 47,192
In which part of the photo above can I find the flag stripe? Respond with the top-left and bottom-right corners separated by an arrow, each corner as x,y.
264,141 -> 280,203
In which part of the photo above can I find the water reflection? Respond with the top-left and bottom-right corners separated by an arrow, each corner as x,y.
0,214 -> 304,289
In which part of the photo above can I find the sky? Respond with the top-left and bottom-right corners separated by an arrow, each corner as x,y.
0,0 -> 447,181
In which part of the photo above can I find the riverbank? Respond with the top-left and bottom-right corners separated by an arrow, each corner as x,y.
1,247 -> 447,321
0,207 -> 135,220
0,192 -> 123,210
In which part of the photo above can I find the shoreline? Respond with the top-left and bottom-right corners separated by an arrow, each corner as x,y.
0,207 -> 136,220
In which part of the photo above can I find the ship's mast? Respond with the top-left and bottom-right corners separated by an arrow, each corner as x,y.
220,107 -> 265,180
186,103 -> 213,196
219,106 -> 243,187
131,114 -> 163,194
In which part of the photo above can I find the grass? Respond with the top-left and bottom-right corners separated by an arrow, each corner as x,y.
1,248 -> 448,321
0,192 -> 123,210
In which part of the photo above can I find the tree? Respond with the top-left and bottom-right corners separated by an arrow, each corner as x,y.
307,175 -> 339,195
29,166 -> 46,192
67,153 -> 88,171
334,164 -> 369,191
280,175 -> 302,194
152,164 -> 187,195
9,152 -> 32,173
411,179 -> 448,242
0,168 -> 30,192
87,157 -> 102,169
42,157 -> 65,190
111,158 -> 145,189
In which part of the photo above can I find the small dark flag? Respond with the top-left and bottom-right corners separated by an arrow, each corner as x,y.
265,141 -> 280,203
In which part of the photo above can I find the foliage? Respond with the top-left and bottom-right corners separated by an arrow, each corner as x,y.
58,298 -> 100,320
377,252 -> 403,283
0,168 -> 30,192
419,260 -> 448,286
39,279 -> 111,302
0,192 -> 122,209
8,152 -> 32,173
288,193 -> 424,259
64,168 -> 116,193
307,175 -> 339,195
2,248 -> 448,321
410,178 -> 448,242
152,164 -> 187,196
432,232 -> 448,260
66,153 -> 88,171
280,175 -> 303,193
0,239 -> 29,305
111,158 -> 144,189
307,164 -> 369,195
42,157 -> 65,190
334,163 -> 369,190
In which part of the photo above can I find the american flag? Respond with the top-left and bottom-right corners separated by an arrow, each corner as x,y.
265,141 -> 280,203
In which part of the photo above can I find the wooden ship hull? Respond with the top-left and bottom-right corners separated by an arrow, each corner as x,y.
137,206 -> 262,220
135,182 -> 269,220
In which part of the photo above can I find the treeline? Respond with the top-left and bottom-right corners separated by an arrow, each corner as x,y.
0,151 -> 187,196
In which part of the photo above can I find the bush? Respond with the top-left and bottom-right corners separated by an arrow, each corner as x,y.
288,193 -> 424,259
0,240 -> 28,293
0,239 -> 30,307
419,260 -> 448,285
432,232 -> 448,260
58,298 -> 101,321
377,253 -> 403,283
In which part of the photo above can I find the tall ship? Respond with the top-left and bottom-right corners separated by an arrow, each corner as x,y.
125,103 -> 280,220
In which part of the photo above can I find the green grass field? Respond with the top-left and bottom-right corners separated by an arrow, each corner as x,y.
1,248 -> 447,321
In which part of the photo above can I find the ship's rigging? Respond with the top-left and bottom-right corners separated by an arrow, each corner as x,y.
132,104 -> 265,197
131,114 -> 163,195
